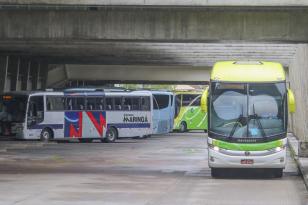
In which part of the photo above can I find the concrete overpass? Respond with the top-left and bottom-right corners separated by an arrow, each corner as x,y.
0,1 -> 308,151
0,0 -> 308,7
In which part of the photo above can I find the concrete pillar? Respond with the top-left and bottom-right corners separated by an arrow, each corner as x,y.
289,44 -> 308,157
19,58 -> 30,90
39,63 -> 49,90
0,56 -> 9,93
8,56 -> 20,91
30,62 -> 39,90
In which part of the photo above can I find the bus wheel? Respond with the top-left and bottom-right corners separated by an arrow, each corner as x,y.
40,128 -> 53,142
179,122 -> 187,133
105,127 -> 117,143
272,168 -> 283,178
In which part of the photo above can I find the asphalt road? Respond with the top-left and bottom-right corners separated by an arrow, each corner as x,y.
0,133 -> 307,205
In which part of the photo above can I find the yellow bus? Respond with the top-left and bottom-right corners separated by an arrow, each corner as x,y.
202,61 -> 295,177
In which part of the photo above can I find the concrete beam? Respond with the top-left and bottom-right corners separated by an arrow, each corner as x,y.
47,65 -> 210,87
0,0 -> 308,7
0,9 -> 307,42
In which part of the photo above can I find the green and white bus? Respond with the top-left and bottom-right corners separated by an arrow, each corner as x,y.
202,61 -> 295,177
173,90 -> 208,132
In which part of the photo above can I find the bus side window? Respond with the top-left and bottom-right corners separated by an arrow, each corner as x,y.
175,95 -> 181,118
132,97 -> 140,110
47,99 -> 52,110
114,98 -> 122,110
153,94 -> 169,110
191,95 -> 201,106
141,97 -> 150,111
97,98 -> 105,110
123,97 -> 132,111
65,98 -> 73,110
86,98 -> 96,110
46,96 -> 64,111
28,96 -> 44,124
106,97 -> 113,110
65,97 -> 84,110
76,98 -> 85,110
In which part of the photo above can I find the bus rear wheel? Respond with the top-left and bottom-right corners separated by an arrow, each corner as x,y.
104,127 -> 117,143
40,128 -> 53,142
179,122 -> 187,133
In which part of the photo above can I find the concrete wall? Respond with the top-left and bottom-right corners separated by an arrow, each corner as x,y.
1,0 -> 308,6
289,44 -> 308,156
0,9 -> 308,42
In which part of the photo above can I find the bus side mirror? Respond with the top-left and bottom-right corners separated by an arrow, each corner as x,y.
288,89 -> 296,113
201,87 -> 208,113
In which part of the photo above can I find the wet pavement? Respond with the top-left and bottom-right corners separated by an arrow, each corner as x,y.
0,133 -> 307,205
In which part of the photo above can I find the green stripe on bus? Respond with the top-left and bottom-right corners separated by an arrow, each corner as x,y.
212,139 -> 283,151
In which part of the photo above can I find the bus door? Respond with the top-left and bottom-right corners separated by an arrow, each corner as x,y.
27,96 -> 44,138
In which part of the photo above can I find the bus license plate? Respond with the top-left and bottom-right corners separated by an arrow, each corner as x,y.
241,159 -> 254,164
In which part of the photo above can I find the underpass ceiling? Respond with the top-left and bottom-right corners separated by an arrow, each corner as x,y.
0,41 -> 297,67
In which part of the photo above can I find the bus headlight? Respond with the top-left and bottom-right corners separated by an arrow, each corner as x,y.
269,145 -> 285,153
208,144 -> 220,152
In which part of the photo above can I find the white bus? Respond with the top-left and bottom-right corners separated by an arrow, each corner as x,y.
0,90 -> 153,142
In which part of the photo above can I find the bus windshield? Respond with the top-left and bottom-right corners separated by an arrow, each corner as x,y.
0,95 -> 28,123
210,82 -> 286,139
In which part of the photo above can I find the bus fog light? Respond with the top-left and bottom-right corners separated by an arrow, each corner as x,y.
213,146 -> 220,152
210,156 -> 215,162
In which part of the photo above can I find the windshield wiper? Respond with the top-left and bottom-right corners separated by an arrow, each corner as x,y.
228,104 -> 244,138
250,104 -> 266,138
228,114 -> 243,138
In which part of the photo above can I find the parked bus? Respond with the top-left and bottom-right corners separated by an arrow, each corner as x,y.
0,90 -> 153,142
173,90 -> 208,132
151,91 -> 175,135
202,61 -> 296,177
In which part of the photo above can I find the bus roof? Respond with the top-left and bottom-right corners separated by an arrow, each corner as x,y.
150,90 -> 173,95
174,90 -> 204,95
211,61 -> 286,82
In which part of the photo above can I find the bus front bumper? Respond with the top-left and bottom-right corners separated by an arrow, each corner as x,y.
208,147 -> 286,169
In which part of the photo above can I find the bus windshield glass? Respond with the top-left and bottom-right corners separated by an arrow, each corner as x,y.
210,82 -> 286,139
0,95 -> 28,122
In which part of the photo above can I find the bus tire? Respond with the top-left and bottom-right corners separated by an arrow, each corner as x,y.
104,127 -> 117,143
40,128 -> 53,142
179,122 -> 187,133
